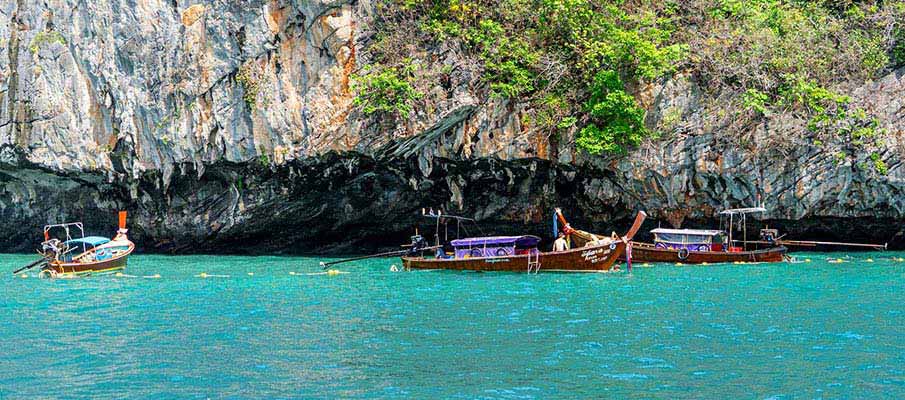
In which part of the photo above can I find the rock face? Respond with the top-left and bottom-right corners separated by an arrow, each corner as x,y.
1,1 -> 903,253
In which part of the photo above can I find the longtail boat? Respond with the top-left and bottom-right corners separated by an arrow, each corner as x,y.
13,212 -> 135,278
401,211 -> 647,272
621,208 -> 786,264
628,231 -> 786,263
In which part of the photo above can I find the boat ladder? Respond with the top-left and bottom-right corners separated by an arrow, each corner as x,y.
527,251 -> 540,274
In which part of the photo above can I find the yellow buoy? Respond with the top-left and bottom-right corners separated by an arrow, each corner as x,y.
289,271 -> 296,275
247,272 -> 254,276
675,262 -> 683,266
19,274 -> 27,278
866,258 -> 874,263
326,269 -> 341,276
701,262 -> 709,265
115,272 -> 124,277
805,258 -> 812,263
199,272 -> 208,278
152,274 -> 161,278
642,263 -> 650,267
836,258 -> 844,263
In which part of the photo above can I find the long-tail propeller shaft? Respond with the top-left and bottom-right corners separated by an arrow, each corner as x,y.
12,258 -> 47,275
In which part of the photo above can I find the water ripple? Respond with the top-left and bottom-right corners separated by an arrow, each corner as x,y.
0,253 -> 903,398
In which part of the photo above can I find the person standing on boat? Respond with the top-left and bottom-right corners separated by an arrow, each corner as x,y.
553,232 -> 569,252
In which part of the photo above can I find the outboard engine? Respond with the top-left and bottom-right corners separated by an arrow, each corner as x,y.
40,239 -> 66,261
408,235 -> 428,255
760,228 -> 779,244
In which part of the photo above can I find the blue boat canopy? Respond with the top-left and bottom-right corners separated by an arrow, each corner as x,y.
65,236 -> 111,247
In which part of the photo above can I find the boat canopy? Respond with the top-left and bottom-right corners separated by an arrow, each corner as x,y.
450,235 -> 541,258
651,229 -> 724,244
451,235 -> 541,248
64,236 -> 111,247
651,228 -> 723,237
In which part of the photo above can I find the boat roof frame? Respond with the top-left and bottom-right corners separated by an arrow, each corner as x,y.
651,228 -> 725,237
421,208 -> 475,222
719,207 -> 767,215
64,236 -> 111,247
44,222 -> 85,242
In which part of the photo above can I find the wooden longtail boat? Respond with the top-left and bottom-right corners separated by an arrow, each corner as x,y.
628,241 -> 786,263
619,208 -> 787,264
36,212 -> 135,278
401,211 -> 646,272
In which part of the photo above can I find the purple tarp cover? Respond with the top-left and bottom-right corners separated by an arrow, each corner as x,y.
451,235 -> 542,258
450,235 -> 541,248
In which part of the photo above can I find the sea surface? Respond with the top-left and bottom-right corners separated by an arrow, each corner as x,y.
1,252 -> 903,399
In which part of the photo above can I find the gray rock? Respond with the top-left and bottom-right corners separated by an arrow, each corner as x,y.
0,1 -> 903,253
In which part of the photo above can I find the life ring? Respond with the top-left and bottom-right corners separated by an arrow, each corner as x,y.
677,248 -> 689,261
495,248 -> 509,256
470,248 -> 483,257
609,242 -> 617,250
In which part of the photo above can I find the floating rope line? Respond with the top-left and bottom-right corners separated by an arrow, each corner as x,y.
113,273 -> 161,278
290,270 -> 348,276
195,273 -> 230,278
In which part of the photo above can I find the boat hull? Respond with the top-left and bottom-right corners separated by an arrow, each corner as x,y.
402,241 -> 626,272
624,243 -> 787,264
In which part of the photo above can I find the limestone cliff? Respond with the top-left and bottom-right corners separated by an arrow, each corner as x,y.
1,0 -> 903,253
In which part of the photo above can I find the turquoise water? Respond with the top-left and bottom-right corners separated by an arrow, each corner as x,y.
1,253 -> 904,399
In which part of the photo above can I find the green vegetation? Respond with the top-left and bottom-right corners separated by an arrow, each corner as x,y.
236,64 -> 260,110
376,0 -> 685,153
29,31 -> 66,54
425,16 -> 540,98
698,0 -> 899,91
352,62 -> 423,118
742,89 -> 770,115
894,26 -> 905,66
365,0 -> 902,156
739,73 -> 890,174
576,70 -> 649,155
871,153 -> 889,175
